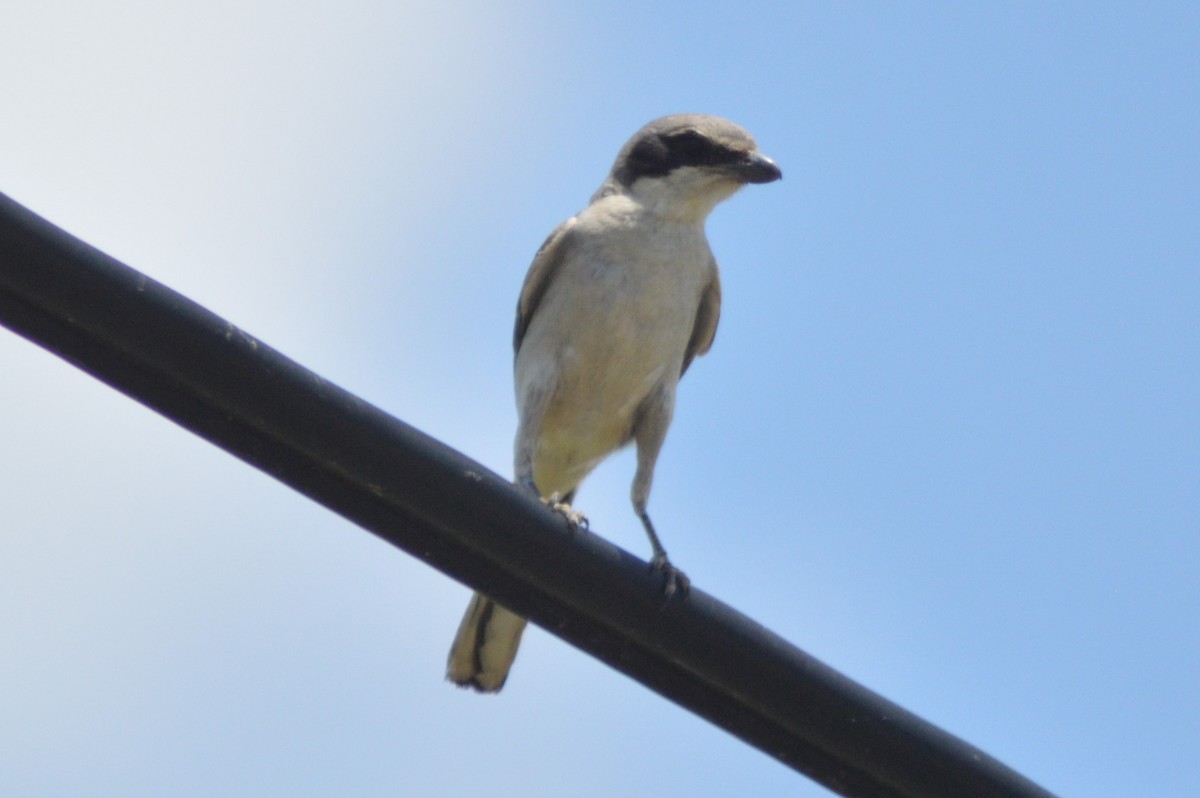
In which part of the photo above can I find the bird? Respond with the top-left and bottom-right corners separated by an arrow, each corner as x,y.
446,114 -> 781,692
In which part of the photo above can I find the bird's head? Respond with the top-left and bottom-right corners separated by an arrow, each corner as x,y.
597,114 -> 781,222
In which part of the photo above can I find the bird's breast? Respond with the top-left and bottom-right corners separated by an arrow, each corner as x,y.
516,220 -> 713,478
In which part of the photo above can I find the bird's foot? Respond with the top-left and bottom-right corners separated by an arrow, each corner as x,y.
545,493 -> 589,532
650,553 -> 690,599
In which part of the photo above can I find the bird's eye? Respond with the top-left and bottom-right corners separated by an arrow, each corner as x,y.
664,129 -> 714,163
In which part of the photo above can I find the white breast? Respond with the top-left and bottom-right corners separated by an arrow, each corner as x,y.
515,195 -> 716,492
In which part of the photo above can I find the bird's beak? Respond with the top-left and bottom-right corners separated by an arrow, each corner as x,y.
734,152 -> 782,184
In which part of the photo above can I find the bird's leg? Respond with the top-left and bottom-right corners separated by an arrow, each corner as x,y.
514,391 -> 587,532
631,387 -> 688,598
516,474 -> 540,498
516,472 -> 587,533
639,509 -> 690,598
546,490 -> 588,532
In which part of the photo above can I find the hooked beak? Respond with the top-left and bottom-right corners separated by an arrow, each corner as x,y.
733,151 -> 782,184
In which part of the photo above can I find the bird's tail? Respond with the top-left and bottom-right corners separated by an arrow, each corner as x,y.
446,593 -> 527,692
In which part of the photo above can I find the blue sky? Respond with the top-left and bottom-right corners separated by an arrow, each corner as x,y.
2,3 -> 1197,796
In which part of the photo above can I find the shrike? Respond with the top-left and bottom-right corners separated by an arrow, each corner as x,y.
447,114 -> 781,692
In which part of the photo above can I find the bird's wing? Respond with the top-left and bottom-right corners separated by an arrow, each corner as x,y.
681,266 -> 721,377
513,217 -> 578,359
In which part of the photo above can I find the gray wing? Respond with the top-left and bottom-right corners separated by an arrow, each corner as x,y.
513,218 -> 578,360
681,269 -> 721,376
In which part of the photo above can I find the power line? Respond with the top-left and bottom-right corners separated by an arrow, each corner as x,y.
0,192 -> 1056,798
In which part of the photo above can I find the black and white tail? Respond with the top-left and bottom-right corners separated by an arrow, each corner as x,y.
446,593 -> 527,692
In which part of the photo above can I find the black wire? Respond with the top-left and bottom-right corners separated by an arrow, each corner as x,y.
0,192 -> 1057,798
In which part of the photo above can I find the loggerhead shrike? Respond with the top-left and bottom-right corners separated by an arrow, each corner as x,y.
447,114 -> 781,692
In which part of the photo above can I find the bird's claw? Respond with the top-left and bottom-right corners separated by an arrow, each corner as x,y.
545,494 -> 589,532
650,553 -> 690,598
